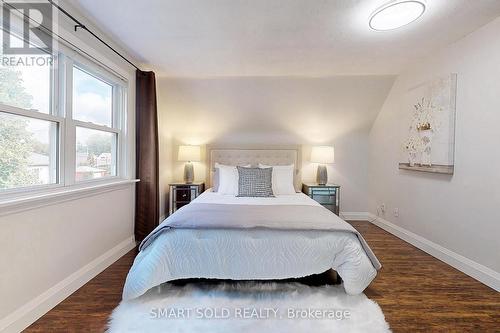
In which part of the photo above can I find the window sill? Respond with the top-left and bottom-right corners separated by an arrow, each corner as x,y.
0,179 -> 139,217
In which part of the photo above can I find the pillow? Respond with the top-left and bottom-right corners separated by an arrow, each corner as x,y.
214,163 -> 250,195
259,163 -> 296,195
212,168 -> 220,192
236,167 -> 274,197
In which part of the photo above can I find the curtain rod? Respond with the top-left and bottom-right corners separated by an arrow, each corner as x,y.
1,0 -> 128,80
47,0 -> 141,71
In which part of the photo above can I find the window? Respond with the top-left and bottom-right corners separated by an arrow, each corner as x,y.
72,66 -> 113,127
1,33 -> 59,191
71,63 -> 122,183
0,34 -> 53,114
76,127 -> 116,181
0,29 -> 128,194
0,112 -> 58,189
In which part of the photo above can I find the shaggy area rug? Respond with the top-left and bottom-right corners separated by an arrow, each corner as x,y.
108,282 -> 390,332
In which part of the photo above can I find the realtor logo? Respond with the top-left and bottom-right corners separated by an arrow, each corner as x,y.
2,1 -> 53,54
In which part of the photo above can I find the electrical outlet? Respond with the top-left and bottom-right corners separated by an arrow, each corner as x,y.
393,208 -> 399,217
380,204 -> 386,214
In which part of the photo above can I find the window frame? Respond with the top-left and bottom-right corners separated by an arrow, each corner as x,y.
65,54 -> 125,186
0,48 -> 62,195
0,37 -> 129,198
0,102 -> 63,195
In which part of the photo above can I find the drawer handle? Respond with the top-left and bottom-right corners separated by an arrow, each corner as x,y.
182,194 -> 187,198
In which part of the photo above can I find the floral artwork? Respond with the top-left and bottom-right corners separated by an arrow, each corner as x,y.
399,74 -> 457,174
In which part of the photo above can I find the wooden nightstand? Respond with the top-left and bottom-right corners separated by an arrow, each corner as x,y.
302,183 -> 341,216
169,182 -> 205,215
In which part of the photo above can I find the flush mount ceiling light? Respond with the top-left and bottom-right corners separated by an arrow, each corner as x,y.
369,0 -> 426,31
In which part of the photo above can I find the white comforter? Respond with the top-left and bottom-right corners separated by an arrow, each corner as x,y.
123,191 -> 378,300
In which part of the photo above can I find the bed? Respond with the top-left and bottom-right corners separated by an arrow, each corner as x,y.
122,147 -> 381,300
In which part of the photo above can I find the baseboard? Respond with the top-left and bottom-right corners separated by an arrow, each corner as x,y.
0,236 -> 136,333
368,214 -> 500,292
340,212 -> 373,221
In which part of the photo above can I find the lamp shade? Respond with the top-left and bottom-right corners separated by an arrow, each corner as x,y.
310,146 -> 335,164
178,145 -> 201,162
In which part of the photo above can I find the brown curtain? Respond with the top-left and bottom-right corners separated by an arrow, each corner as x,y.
135,70 -> 159,242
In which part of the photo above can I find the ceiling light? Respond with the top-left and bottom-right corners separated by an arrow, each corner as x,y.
369,1 -> 425,31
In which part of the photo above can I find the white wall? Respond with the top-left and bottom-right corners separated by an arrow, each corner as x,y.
0,3 -> 138,332
0,187 -> 135,327
157,76 -> 394,217
369,18 -> 500,276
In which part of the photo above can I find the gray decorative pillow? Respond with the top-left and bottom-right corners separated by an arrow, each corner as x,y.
212,168 -> 220,192
237,167 -> 274,197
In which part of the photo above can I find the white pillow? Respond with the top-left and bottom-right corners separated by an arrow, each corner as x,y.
215,163 -> 250,195
259,163 -> 296,195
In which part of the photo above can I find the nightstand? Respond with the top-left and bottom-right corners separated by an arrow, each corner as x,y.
169,182 -> 205,215
302,183 -> 341,215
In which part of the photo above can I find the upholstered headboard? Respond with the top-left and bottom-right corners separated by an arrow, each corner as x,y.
207,145 -> 302,192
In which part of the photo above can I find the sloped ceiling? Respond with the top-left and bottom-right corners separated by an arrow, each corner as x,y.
157,76 -> 395,144
70,0 -> 500,77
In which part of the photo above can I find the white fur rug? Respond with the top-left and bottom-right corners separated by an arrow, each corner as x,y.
108,282 -> 390,333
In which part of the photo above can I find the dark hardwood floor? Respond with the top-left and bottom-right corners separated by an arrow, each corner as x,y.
25,222 -> 500,332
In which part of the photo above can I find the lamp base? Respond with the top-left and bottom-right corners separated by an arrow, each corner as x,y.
184,162 -> 194,184
316,165 -> 328,185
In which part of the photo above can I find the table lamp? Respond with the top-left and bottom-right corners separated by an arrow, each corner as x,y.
178,145 -> 201,184
310,146 -> 335,185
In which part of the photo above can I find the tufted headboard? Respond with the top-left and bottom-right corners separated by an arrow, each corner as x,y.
207,145 -> 302,192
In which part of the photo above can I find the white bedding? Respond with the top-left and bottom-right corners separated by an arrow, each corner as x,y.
123,191 -> 378,300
